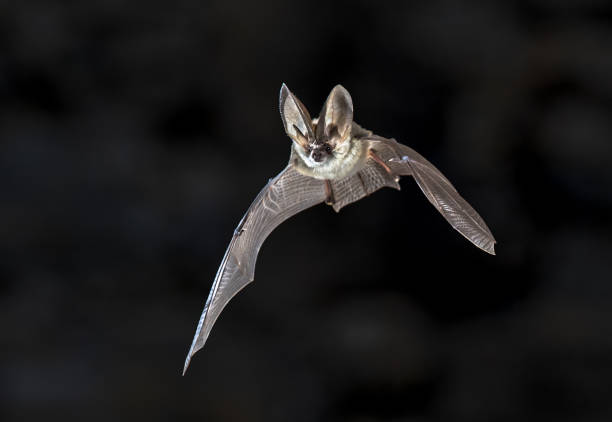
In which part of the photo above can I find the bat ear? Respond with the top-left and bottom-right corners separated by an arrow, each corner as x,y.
279,83 -> 314,149
317,84 -> 353,144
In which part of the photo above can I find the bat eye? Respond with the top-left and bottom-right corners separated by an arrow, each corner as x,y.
305,146 -> 312,153
324,144 -> 332,154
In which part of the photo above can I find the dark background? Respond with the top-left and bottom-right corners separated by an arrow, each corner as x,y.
2,0 -> 612,421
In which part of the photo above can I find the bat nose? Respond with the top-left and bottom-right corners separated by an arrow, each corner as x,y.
312,151 -> 323,162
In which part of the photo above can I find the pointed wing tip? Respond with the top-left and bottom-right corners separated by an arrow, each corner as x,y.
183,331 -> 207,375
182,346 -> 200,376
482,240 -> 496,255
465,233 -> 496,255
182,353 -> 192,376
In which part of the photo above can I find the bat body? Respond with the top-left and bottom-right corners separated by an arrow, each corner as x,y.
183,84 -> 496,374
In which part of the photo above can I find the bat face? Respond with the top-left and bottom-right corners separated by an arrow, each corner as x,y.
300,140 -> 335,165
280,84 -> 364,180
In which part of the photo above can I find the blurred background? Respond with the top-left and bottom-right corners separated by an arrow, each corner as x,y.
2,0 -> 612,420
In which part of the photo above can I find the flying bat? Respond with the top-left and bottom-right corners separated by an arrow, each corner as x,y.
183,84 -> 496,374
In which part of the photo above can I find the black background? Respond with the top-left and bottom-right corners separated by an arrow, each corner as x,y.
2,1 -> 612,421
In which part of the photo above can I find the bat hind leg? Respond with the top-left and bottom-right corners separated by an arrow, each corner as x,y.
324,180 -> 335,206
368,149 -> 400,182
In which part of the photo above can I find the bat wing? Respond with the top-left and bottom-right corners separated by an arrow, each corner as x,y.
183,164 -> 326,374
327,127 -> 495,254
363,135 -> 496,255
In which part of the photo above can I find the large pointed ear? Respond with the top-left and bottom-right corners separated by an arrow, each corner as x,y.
279,84 -> 314,149
316,84 -> 353,144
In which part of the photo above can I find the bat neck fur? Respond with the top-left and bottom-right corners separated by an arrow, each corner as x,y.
291,122 -> 371,180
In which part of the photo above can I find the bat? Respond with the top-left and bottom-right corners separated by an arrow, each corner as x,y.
182,84 -> 496,374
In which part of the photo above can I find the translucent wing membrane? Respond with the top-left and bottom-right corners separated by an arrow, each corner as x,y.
183,166 -> 326,374
367,136 -> 496,255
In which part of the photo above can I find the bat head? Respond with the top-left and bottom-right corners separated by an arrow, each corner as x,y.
279,84 -> 354,168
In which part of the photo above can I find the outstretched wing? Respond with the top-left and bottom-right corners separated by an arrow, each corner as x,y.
366,135 -> 496,255
184,165 -> 326,374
